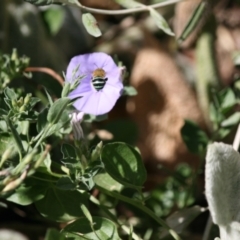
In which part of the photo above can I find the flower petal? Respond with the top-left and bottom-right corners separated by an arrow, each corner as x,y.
66,52 -> 121,83
73,83 -> 123,115
104,80 -> 123,93
68,77 -> 92,98
66,55 -> 90,83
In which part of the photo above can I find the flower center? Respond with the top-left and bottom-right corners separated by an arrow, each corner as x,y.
91,68 -> 108,91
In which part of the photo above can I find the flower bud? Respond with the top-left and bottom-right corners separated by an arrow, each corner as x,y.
24,93 -> 32,105
69,112 -> 85,140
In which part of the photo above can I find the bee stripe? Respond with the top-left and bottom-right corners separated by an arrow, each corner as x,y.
92,77 -> 108,91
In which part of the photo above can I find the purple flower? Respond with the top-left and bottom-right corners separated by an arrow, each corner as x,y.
66,52 -> 123,115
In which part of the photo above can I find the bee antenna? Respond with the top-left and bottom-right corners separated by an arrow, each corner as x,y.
101,57 -> 109,69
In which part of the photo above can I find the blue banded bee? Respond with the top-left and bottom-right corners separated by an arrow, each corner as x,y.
91,68 -> 108,91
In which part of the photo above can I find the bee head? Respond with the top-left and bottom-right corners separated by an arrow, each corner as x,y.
92,68 -> 106,78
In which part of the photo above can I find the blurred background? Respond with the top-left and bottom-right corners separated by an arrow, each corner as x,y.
0,0 -> 240,239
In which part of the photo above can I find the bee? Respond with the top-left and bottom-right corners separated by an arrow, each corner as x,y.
91,68 -> 108,91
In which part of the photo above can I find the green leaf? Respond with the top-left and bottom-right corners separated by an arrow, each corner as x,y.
220,88 -> 236,111
218,128 -> 232,139
0,107 -> 8,116
3,98 -> 12,110
178,2 -> 207,42
4,116 -> 25,154
43,7 -> 65,35
63,217 -> 120,240
45,228 -> 66,240
149,8 -> 174,36
209,103 -> 222,126
80,204 -> 93,224
101,142 -> 147,188
94,172 -> 123,192
6,173 -> 53,205
181,120 -> 209,154
43,88 -> 54,106
0,202 -> 7,208
4,87 -> 17,100
233,51 -> 240,66
77,161 -> 103,191
56,176 -> 76,190
0,120 -> 8,132
160,206 -> 206,237
61,144 -> 81,169
61,82 -> 71,98
0,50 -> 30,91
122,86 -> 138,96
82,13 -> 102,37
61,144 -> 77,162
0,134 -> 18,159
221,112 -> 240,127
45,123 -> 69,138
47,97 -> 71,124
43,153 -> 58,176
37,107 -> 48,133
91,141 -> 103,161
35,186 -> 88,222
233,79 -> 240,93
27,97 -> 41,108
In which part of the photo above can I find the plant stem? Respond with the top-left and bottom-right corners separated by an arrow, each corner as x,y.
202,215 -> 213,240
233,124 -> 240,151
24,67 -> 64,86
33,124 -> 52,150
196,15 -> 220,129
61,0 -> 187,15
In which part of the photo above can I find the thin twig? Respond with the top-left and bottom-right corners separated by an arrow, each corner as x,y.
62,0 -> 187,15
25,67 -> 64,86
202,214 -> 212,240
233,123 -> 240,151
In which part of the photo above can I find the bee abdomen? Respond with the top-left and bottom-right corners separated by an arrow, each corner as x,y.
92,77 -> 108,91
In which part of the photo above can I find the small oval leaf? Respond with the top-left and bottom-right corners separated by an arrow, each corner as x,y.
221,112 -> 240,127
7,176 -> 48,206
35,186 -> 88,222
122,86 -> 138,96
166,206 -> 206,233
101,142 -> 146,188
82,13 -> 102,37
80,204 -> 93,224
149,8 -> 175,36
43,7 -> 65,35
94,172 -> 123,192
4,87 -> 17,100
